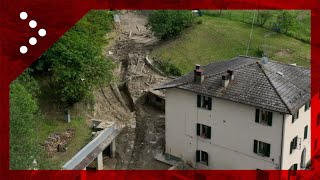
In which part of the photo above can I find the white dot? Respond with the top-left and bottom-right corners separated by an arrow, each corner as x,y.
20,46 -> 28,54
29,37 -> 37,45
29,20 -> 37,28
20,12 -> 28,20
38,29 -> 46,37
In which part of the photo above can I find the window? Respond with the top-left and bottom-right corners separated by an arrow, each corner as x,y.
197,95 -> 212,110
289,164 -> 298,177
304,100 -> 311,111
253,140 -> 271,157
255,109 -> 272,126
197,123 -> 211,139
196,150 -> 209,165
290,136 -> 298,154
304,126 -> 308,139
292,110 -> 299,123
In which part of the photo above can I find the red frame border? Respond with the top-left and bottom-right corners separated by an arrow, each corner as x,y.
1,0 -> 319,179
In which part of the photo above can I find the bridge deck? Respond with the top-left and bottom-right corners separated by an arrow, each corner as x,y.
63,123 -> 122,170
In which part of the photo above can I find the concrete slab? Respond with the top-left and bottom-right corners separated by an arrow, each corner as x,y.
154,153 -> 181,166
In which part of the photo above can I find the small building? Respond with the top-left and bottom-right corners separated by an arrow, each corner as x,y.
156,56 -> 310,174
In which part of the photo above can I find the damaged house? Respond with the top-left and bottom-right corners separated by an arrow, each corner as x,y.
156,56 -> 311,172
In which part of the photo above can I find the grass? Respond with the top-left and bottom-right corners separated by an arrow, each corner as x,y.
151,16 -> 310,74
202,10 -> 310,43
38,117 -> 92,169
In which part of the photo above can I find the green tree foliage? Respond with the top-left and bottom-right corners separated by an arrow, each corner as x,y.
10,81 -> 39,169
257,10 -> 273,27
273,11 -> 297,33
33,11 -> 114,106
147,10 -> 194,40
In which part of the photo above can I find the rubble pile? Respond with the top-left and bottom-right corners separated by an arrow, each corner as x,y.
43,128 -> 75,157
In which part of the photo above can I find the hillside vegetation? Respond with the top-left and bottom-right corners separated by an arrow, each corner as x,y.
151,15 -> 310,74
10,11 -> 114,169
202,10 -> 310,43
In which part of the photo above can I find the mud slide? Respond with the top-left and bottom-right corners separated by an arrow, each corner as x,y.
91,11 -> 170,169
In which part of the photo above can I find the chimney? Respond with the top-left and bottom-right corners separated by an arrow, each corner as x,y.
194,64 -> 204,83
222,74 -> 230,88
227,70 -> 234,80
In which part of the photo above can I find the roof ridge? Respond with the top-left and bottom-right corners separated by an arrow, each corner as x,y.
205,58 -> 258,79
257,62 -> 293,114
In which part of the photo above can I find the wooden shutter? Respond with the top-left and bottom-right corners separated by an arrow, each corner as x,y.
255,109 -> 260,123
205,152 -> 209,166
265,143 -> 271,157
197,124 -> 200,136
197,95 -> 201,107
254,140 -> 258,153
294,137 -> 298,149
196,150 -> 200,162
207,126 -> 211,139
208,97 -> 212,110
267,112 -> 272,126
297,110 -> 299,119
304,126 -> 308,139
290,141 -> 293,154
292,114 -> 295,123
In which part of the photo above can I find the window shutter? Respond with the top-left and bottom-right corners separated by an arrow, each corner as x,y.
254,140 -> 258,153
304,126 -> 308,139
290,141 -> 293,154
197,124 -> 200,136
294,137 -> 298,149
196,150 -> 200,162
267,112 -> 272,126
197,95 -> 201,107
265,143 -> 271,157
207,126 -> 211,139
208,97 -> 212,110
297,110 -> 299,119
206,152 -> 209,166
255,109 -> 260,123
292,114 -> 295,123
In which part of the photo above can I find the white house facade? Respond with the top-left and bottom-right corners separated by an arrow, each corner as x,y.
156,56 -> 310,174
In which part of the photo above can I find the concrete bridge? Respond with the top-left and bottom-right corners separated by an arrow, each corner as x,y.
63,122 -> 123,170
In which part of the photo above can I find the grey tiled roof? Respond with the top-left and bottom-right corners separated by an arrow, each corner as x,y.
156,56 -> 310,114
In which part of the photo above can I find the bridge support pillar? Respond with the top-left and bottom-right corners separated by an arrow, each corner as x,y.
97,152 -> 103,170
111,140 -> 116,158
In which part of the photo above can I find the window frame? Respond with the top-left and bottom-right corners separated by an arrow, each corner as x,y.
197,94 -> 212,110
290,136 -> 298,154
197,123 -> 211,139
253,140 -> 271,157
255,109 -> 272,126
292,110 -> 299,123
304,100 -> 310,111
304,125 -> 308,140
196,150 -> 209,166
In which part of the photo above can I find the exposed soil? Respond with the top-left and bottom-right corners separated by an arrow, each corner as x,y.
89,11 -> 170,169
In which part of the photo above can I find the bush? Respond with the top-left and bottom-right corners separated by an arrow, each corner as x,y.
255,46 -> 265,57
147,10 -> 194,40
10,81 -> 40,169
157,59 -> 182,76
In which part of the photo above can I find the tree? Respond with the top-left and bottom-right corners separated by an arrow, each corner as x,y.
10,81 -> 39,169
256,10 -> 273,27
32,11 -> 114,106
273,11 -> 297,33
147,10 -> 194,40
